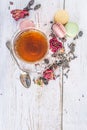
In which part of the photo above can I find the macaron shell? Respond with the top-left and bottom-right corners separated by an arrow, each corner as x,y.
19,20 -> 35,30
65,22 -> 79,37
52,23 -> 66,38
54,10 -> 69,25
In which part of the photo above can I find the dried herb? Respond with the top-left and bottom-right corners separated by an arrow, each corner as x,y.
73,35 -> 78,40
59,37 -> 67,43
63,73 -> 68,78
82,94 -> 84,97
44,23 -> 47,26
52,63 -> 58,69
8,6 -> 10,10
50,21 -> 53,24
68,42 -> 75,54
49,32 -> 55,37
28,0 -> 34,6
40,77 -> 48,85
51,53 -> 57,57
9,1 -> 13,5
62,59 -> 70,69
78,31 -> 83,37
23,0 -> 34,11
44,59 -> 49,64
34,4 -> 41,10
57,60 -> 63,66
56,75 -> 60,78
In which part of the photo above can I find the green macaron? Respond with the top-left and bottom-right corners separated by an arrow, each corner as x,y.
65,22 -> 79,38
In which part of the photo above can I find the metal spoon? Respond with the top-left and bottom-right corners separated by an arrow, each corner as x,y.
6,40 -> 31,88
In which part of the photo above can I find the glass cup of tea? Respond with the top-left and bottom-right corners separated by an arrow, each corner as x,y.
11,27 -> 49,73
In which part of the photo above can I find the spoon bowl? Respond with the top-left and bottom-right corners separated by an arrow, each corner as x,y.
20,73 -> 31,88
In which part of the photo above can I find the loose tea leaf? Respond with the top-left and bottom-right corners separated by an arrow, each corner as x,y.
50,21 -> 53,24
8,6 -> 10,10
59,37 -> 67,43
44,23 -> 47,26
73,35 -> 78,40
29,0 -> 34,6
68,42 -> 75,54
44,59 -> 49,64
9,1 -> 13,5
24,0 -> 34,11
62,59 -> 70,69
34,4 -> 41,10
78,31 -> 83,37
49,32 -> 55,37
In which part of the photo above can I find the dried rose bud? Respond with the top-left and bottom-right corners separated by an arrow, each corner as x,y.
11,9 -> 29,21
43,69 -> 55,80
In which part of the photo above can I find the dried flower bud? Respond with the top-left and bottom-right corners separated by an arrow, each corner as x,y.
11,9 -> 29,21
43,69 -> 55,80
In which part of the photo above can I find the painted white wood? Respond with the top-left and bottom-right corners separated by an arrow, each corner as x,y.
0,0 -> 64,130
63,0 -> 87,130
1,0 -> 86,130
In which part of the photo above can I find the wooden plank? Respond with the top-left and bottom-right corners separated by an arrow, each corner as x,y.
63,0 -> 87,130
0,0 -> 64,130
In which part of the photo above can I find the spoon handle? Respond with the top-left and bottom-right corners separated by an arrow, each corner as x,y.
6,41 -> 28,73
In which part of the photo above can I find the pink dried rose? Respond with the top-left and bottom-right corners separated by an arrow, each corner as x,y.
43,69 -> 55,80
11,9 -> 29,21
50,37 -> 63,52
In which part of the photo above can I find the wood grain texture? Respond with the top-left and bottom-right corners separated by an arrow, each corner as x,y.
0,0 -> 86,130
63,0 -> 87,130
0,0 -> 64,130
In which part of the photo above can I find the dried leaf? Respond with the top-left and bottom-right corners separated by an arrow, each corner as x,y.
78,31 -> 83,37
29,0 -> 34,6
24,0 -> 34,11
9,1 -> 13,5
34,4 -> 41,10
50,21 -> 53,24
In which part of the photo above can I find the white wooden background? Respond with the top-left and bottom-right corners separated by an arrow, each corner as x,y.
0,0 -> 87,130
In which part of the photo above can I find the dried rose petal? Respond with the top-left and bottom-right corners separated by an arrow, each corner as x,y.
49,37 -> 63,52
11,9 -> 29,21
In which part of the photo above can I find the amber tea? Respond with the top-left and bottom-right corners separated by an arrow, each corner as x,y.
14,29 -> 48,63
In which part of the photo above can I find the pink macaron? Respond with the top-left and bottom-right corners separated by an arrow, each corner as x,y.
19,19 -> 35,30
52,23 -> 66,38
